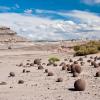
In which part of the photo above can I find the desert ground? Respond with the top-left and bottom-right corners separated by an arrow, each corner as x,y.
0,41 -> 100,100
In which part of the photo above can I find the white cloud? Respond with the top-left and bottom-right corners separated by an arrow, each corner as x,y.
35,9 -> 56,14
0,10 -> 100,40
59,10 -> 100,24
81,0 -> 100,5
0,6 -> 11,11
15,4 -> 20,8
24,9 -> 33,14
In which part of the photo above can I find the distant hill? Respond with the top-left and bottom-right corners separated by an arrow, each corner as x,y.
0,26 -> 31,43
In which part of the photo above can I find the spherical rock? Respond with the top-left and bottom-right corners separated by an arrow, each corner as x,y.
80,62 -> 85,66
19,63 -> 23,67
48,72 -> 54,76
42,63 -> 46,65
56,78 -> 63,82
62,65 -> 67,70
38,65 -> 44,70
67,67 -> 71,71
18,80 -> 24,84
8,46 -> 12,49
91,61 -> 96,66
22,69 -> 26,73
59,62 -> 66,66
34,59 -> 41,65
78,58 -> 83,61
26,70 -> 30,73
53,63 -> 58,67
30,63 -> 34,66
67,64 -> 71,71
66,64 -> 70,67
74,79 -> 86,91
74,61 -> 78,64
45,69 -> 48,73
9,72 -> 15,77
98,63 -> 100,66
87,60 -> 91,63
90,56 -> 93,59
95,71 -> 100,77
69,59 -> 73,62
0,82 -> 7,85
94,63 -> 99,68
26,63 -> 30,66
64,58 -> 68,61
47,62 -> 52,66
71,64 -> 82,73
73,72 -> 79,77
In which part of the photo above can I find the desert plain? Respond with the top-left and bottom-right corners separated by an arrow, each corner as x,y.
0,41 -> 99,100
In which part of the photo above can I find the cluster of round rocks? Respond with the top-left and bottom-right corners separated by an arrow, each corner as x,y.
2,55 -> 100,92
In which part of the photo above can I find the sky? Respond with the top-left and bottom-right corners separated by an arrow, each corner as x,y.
0,0 -> 100,40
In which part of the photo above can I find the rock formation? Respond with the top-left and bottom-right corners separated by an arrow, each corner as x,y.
0,26 -> 31,43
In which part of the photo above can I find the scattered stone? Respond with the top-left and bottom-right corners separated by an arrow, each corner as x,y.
90,56 -> 93,59
95,71 -> 100,77
94,63 -> 99,68
8,46 -> 12,49
18,80 -> 24,84
74,61 -> 78,64
87,60 -> 91,63
64,58 -> 68,61
73,72 -> 79,77
0,82 -> 7,85
69,59 -> 73,62
22,69 -> 26,73
26,63 -> 30,66
38,65 -> 44,70
30,63 -> 34,66
59,62 -> 66,66
62,65 -> 67,70
9,72 -> 15,77
80,62 -> 85,66
42,63 -> 46,65
91,61 -> 96,66
19,63 -> 23,67
56,78 -> 63,82
74,79 -> 86,91
53,63 -> 58,67
71,64 -> 82,74
47,63 -> 52,66
27,60 -> 30,62
26,70 -> 30,73
48,72 -> 54,76
67,66 -> 71,71
78,58 -> 83,61
34,59 -> 41,65
45,69 -> 48,73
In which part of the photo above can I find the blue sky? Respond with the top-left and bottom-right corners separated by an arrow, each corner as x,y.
0,0 -> 100,13
0,0 -> 100,40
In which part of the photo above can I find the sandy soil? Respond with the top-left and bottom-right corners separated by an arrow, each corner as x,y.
0,42 -> 100,100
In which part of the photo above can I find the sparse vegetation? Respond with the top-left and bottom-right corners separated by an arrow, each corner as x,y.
74,41 -> 100,56
48,57 -> 60,64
